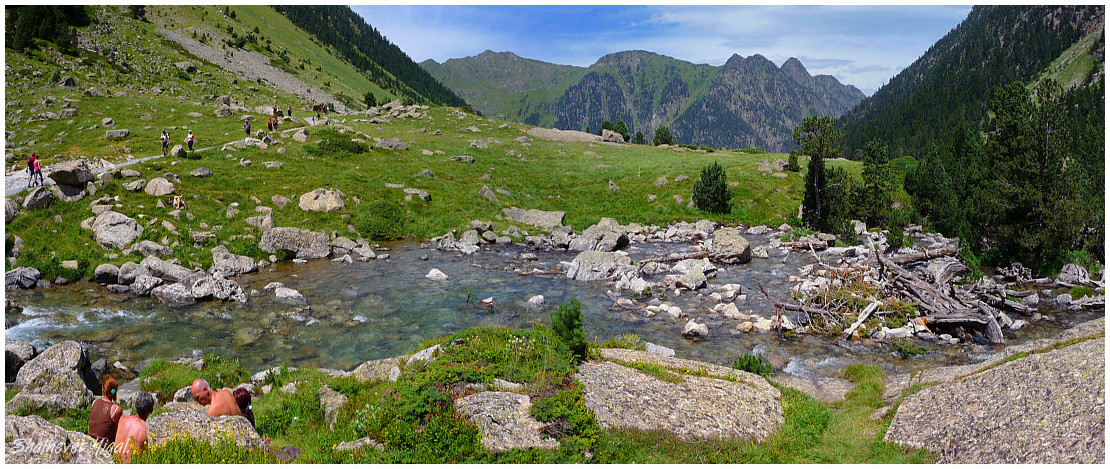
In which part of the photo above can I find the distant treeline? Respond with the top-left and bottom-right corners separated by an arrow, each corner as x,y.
5,5 -> 91,55
272,5 -> 466,107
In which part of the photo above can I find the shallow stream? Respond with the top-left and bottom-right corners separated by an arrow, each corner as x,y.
5,238 -> 1102,378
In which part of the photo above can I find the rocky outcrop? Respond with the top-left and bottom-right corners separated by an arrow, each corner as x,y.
566,250 -> 635,282
885,336 -> 1105,463
455,392 -> 559,452
140,255 -> 195,283
22,186 -> 54,210
298,189 -> 345,212
710,228 -> 752,264
526,127 -> 603,143
209,246 -> 257,278
133,240 -> 173,257
501,206 -> 566,229
147,409 -> 264,450
318,385 -> 348,431
117,262 -> 150,285
346,356 -> 407,383
5,415 -> 114,464
568,217 -> 628,252
10,341 -> 97,412
576,349 -> 782,443
772,376 -> 857,403
259,227 -> 330,259
5,198 -> 19,223
92,263 -> 119,284
46,159 -> 93,186
92,211 -> 144,249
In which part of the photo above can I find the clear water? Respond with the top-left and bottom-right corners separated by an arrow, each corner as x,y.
5,239 -> 1102,378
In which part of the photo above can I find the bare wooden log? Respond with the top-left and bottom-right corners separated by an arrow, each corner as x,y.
638,251 -> 708,264
781,240 -> 828,251
1071,295 -> 1106,308
886,246 -> 959,265
839,301 -> 881,341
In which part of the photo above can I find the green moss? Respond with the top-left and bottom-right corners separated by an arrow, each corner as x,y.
608,359 -> 684,384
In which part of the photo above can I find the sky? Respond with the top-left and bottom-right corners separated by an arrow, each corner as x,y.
353,4 -> 972,96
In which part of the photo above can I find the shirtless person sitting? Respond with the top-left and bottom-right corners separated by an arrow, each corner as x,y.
190,378 -> 242,418
114,392 -> 154,463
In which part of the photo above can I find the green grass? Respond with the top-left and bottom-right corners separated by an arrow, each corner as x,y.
139,355 -> 251,402
12,403 -> 91,433
608,359 -> 684,384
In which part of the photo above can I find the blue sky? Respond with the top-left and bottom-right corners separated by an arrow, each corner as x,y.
353,5 -> 972,96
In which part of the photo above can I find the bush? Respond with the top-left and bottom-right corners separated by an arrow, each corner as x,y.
732,353 -> 773,377
692,161 -> 730,214
652,126 -> 675,146
786,150 -> 801,172
1069,286 -> 1096,299
887,337 -> 926,358
354,200 -> 406,241
306,128 -> 368,158
551,298 -> 587,363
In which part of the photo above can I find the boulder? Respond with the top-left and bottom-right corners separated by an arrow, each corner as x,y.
105,129 -> 129,140
334,437 -> 384,452
478,185 -> 498,202
6,340 -> 36,381
681,319 -> 709,338
346,356 -> 407,383
576,349 -> 782,443
272,195 -> 291,208
426,268 -> 449,281
259,227 -> 330,259
710,228 -> 752,264
318,385 -> 348,431
376,137 -> 407,150
133,240 -> 173,257
58,108 -> 78,118
215,104 -> 234,118
144,177 -> 176,196
46,159 -> 93,186
526,127 -> 603,143
209,246 -> 257,278
566,250 -> 635,282
1058,264 -> 1092,285
298,188 -> 345,212
4,415 -> 113,464
190,167 -> 213,178
569,217 -> 628,252
6,267 -> 41,290
274,287 -> 307,305
677,268 -> 707,290
170,144 -> 188,158
92,263 -> 119,284
92,211 -> 143,249
455,392 -> 559,452
601,129 -> 625,143
130,274 -> 163,296
450,155 -> 475,163
22,186 -> 54,210
644,342 -> 675,358
175,61 -> 196,73
11,341 -> 97,412
151,282 -> 197,306
184,272 -> 247,303
147,409 -> 263,450
5,198 -> 19,223
50,183 -> 86,203
501,206 -> 566,230
123,179 -> 146,192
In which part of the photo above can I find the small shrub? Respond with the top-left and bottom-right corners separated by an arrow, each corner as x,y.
1069,286 -> 1096,299
652,126 -> 675,146
306,128 -> 369,158
130,436 -> 277,464
887,337 -> 926,358
692,161 -> 730,214
598,334 -> 644,350
786,150 -> 801,172
732,353 -> 773,377
530,381 -> 600,444
551,298 -> 587,363
355,200 -> 406,241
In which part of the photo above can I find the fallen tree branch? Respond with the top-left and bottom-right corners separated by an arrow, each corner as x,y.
639,251 -> 708,264
839,301 -> 881,341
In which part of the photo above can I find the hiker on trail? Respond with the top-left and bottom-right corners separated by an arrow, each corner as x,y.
287,105 -> 292,118
185,130 -> 196,151
34,156 -> 43,186
244,119 -> 251,137
114,392 -> 154,463
160,130 -> 170,156
88,375 -> 123,450
190,378 -> 241,418
26,154 -> 36,187
267,118 -> 273,132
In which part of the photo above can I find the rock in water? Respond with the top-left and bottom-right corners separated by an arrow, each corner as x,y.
682,319 -> 709,338
259,227 -> 330,259
710,228 -> 752,264
566,251 -> 635,282
425,268 -> 449,281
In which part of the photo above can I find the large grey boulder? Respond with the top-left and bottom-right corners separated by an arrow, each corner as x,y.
151,282 -> 197,307
318,385 -> 348,431
298,188 -> 345,212
345,356 -> 407,383
46,159 -> 93,186
259,227 -> 330,259
6,267 -> 41,290
568,217 -> 629,252
144,177 -> 176,196
209,246 -> 257,278
117,262 -> 149,285
22,186 -> 54,210
50,183 -> 86,203
147,409 -> 263,450
130,274 -> 163,296
105,129 -> 130,139
215,104 -> 234,118
140,255 -> 195,283
455,392 -> 559,452
5,198 -> 19,223
274,287 -> 307,305
170,144 -> 188,158
885,337 -> 1104,463
501,206 -> 566,229
576,349 -> 782,443
566,250 -> 635,282
92,263 -> 119,284
133,240 -> 173,257
1057,263 -> 1092,285
5,415 -> 113,464
526,127 -> 603,143
710,228 -> 752,264
184,272 -> 247,303
92,211 -> 143,250
601,129 -> 625,143
10,341 -> 97,412
6,340 -> 36,381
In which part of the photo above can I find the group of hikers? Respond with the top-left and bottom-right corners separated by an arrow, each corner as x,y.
158,129 -> 197,157
86,376 -> 255,462
24,153 -> 43,187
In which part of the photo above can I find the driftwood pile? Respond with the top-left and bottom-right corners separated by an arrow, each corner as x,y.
762,240 -> 1105,346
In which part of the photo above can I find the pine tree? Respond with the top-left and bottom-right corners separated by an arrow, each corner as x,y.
692,162 -> 730,214
633,131 -> 645,145
653,126 -> 675,146
795,116 -> 844,231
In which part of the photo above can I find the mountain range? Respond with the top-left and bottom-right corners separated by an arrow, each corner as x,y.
422,50 -> 865,152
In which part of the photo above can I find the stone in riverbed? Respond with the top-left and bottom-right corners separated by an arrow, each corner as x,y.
710,228 -> 752,264
274,287 -> 307,305
681,319 -> 709,339
426,268 -> 448,281
259,227 -> 330,259
151,282 -> 196,306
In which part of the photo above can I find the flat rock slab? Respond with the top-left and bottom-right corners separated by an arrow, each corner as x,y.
885,337 -> 1105,463
345,356 -> 408,382
455,391 -> 558,452
576,349 -> 782,443
772,375 -> 857,403
147,409 -> 263,450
